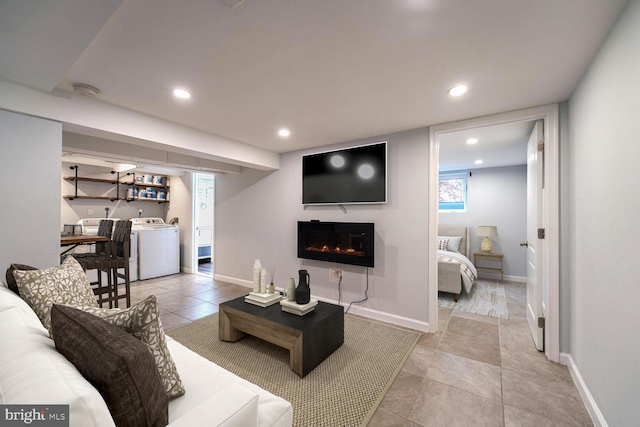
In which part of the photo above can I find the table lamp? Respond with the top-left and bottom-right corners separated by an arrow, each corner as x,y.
477,226 -> 498,252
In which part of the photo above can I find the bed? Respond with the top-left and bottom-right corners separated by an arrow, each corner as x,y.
437,225 -> 478,301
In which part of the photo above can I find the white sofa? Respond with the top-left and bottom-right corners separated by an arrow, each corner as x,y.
0,284 -> 293,427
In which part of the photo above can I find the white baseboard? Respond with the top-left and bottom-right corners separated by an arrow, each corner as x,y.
213,274 -> 431,332
181,267 -> 192,274
560,352 -> 607,427
214,274 -> 253,288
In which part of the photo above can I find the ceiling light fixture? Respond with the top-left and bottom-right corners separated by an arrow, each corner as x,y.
278,129 -> 290,137
475,160 -> 483,165
448,85 -> 468,97
173,88 -> 191,99
72,83 -> 100,97
113,163 -> 137,172
466,138 -> 479,145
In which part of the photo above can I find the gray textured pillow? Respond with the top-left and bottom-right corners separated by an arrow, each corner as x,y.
51,304 -> 169,427
13,256 -> 98,336
68,295 -> 185,398
5,263 -> 37,295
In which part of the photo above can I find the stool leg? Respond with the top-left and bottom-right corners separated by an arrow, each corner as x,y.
124,264 -> 131,308
111,264 -> 119,309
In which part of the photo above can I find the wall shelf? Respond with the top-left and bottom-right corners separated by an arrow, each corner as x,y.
63,166 -> 169,204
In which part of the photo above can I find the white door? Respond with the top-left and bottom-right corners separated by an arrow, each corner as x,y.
524,120 -> 544,351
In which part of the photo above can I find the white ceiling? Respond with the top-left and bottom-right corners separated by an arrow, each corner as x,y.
0,0 -> 629,156
439,120 -> 535,171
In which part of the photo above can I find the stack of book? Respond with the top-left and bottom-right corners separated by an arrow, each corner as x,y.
280,298 -> 318,316
245,292 -> 282,307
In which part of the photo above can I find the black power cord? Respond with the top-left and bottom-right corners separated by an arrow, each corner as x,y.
338,272 -> 343,306
346,267 -> 369,314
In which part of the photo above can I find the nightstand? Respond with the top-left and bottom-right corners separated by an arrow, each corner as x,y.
472,252 -> 504,280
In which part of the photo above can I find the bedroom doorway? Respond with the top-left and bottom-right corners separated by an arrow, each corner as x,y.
193,173 -> 215,277
428,104 -> 560,363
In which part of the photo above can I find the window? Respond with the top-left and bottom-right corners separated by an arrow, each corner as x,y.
439,173 -> 467,211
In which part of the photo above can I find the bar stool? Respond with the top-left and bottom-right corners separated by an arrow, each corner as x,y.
71,220 -> 115,307
108,220 -> 132,308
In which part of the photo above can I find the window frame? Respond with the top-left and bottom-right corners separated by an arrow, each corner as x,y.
438,172 -> 468,212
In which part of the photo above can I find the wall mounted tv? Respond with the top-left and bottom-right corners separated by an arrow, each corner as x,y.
302,141 -> 387,205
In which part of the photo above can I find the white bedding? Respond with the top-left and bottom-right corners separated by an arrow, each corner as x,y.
438,250 -> 477,294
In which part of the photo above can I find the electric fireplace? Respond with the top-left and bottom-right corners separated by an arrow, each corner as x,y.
297,221 -> 375,267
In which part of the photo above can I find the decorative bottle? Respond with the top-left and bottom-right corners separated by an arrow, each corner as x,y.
252,260 -> 261,293
287,278 -> 296,301
295,270 -> 311,305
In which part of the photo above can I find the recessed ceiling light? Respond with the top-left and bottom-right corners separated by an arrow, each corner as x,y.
466,138 -> 479,145
173,89 -> 191,99
448,85 -> 468,97
475,160 -> 483,165
278,129 -> 290,137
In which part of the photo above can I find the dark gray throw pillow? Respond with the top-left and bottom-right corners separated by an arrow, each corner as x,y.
51,304 -> 169,427
5,263 -> 37,295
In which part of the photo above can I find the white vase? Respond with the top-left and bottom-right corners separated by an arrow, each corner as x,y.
287,278 -> 296,301
252,260 -> 261,293
260,268 -> 267,293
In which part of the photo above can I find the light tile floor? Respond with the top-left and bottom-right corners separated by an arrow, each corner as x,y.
129,275 -> 592,427
368,281 -> 593,427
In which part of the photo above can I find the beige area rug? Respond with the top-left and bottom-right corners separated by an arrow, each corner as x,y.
167,313 -> 420,427
438,280 -> 510,319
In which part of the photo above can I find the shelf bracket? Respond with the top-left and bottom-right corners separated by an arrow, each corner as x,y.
70,165 -> 78,200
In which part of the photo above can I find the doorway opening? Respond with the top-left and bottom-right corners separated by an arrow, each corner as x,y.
429,104 -> 560,362
193,173 -> 215,277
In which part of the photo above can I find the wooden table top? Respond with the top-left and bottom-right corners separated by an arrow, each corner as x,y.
60,235 -> 109,245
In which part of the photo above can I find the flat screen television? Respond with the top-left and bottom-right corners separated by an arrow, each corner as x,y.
302,142 -> 387,205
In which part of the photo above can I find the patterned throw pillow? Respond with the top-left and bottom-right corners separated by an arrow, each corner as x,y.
68,295 -> 185,398
13,256 -> 97,336
437,239 -> 449,251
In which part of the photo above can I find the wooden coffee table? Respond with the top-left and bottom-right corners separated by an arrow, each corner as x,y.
219,296 -> 344,377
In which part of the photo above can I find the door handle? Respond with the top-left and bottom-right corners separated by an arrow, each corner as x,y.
520,241 -> 529,247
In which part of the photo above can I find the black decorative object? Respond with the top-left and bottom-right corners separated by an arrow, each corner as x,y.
296,270 -> 311,304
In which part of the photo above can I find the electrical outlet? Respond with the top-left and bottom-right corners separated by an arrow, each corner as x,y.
329,268 -> 343,283
87,208 -> 94,215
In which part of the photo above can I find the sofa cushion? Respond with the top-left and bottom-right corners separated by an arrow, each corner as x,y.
51,304 -> 169,427
5,263 -> 37,295
13,256 -> 97,336
0,296 -> 116,427
166,337 -> 293,427
167,384 -> 258,427
67,295 -> 185,398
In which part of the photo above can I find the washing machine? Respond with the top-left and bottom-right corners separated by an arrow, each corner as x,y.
130,218 -> 180,280
75,218 -> 138,282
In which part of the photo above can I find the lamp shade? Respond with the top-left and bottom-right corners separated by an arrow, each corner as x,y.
476,226 -> 498,237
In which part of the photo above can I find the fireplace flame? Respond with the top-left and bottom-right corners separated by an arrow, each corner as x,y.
305,245 -> 365,256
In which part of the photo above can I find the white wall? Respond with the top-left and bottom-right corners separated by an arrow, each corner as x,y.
440,165 -> 527,278
567,1 -> 640,425
215,128 -> 431,329
0,110 -> 61,271
166,173 -> 193,273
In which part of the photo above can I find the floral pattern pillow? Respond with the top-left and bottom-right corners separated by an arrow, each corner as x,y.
437,239 -> 449,251
13,256 -> 98,336
68,295 -> 185,398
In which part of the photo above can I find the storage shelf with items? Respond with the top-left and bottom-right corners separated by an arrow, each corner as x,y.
63,165 -> 127,201
124,173 -> 170,204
